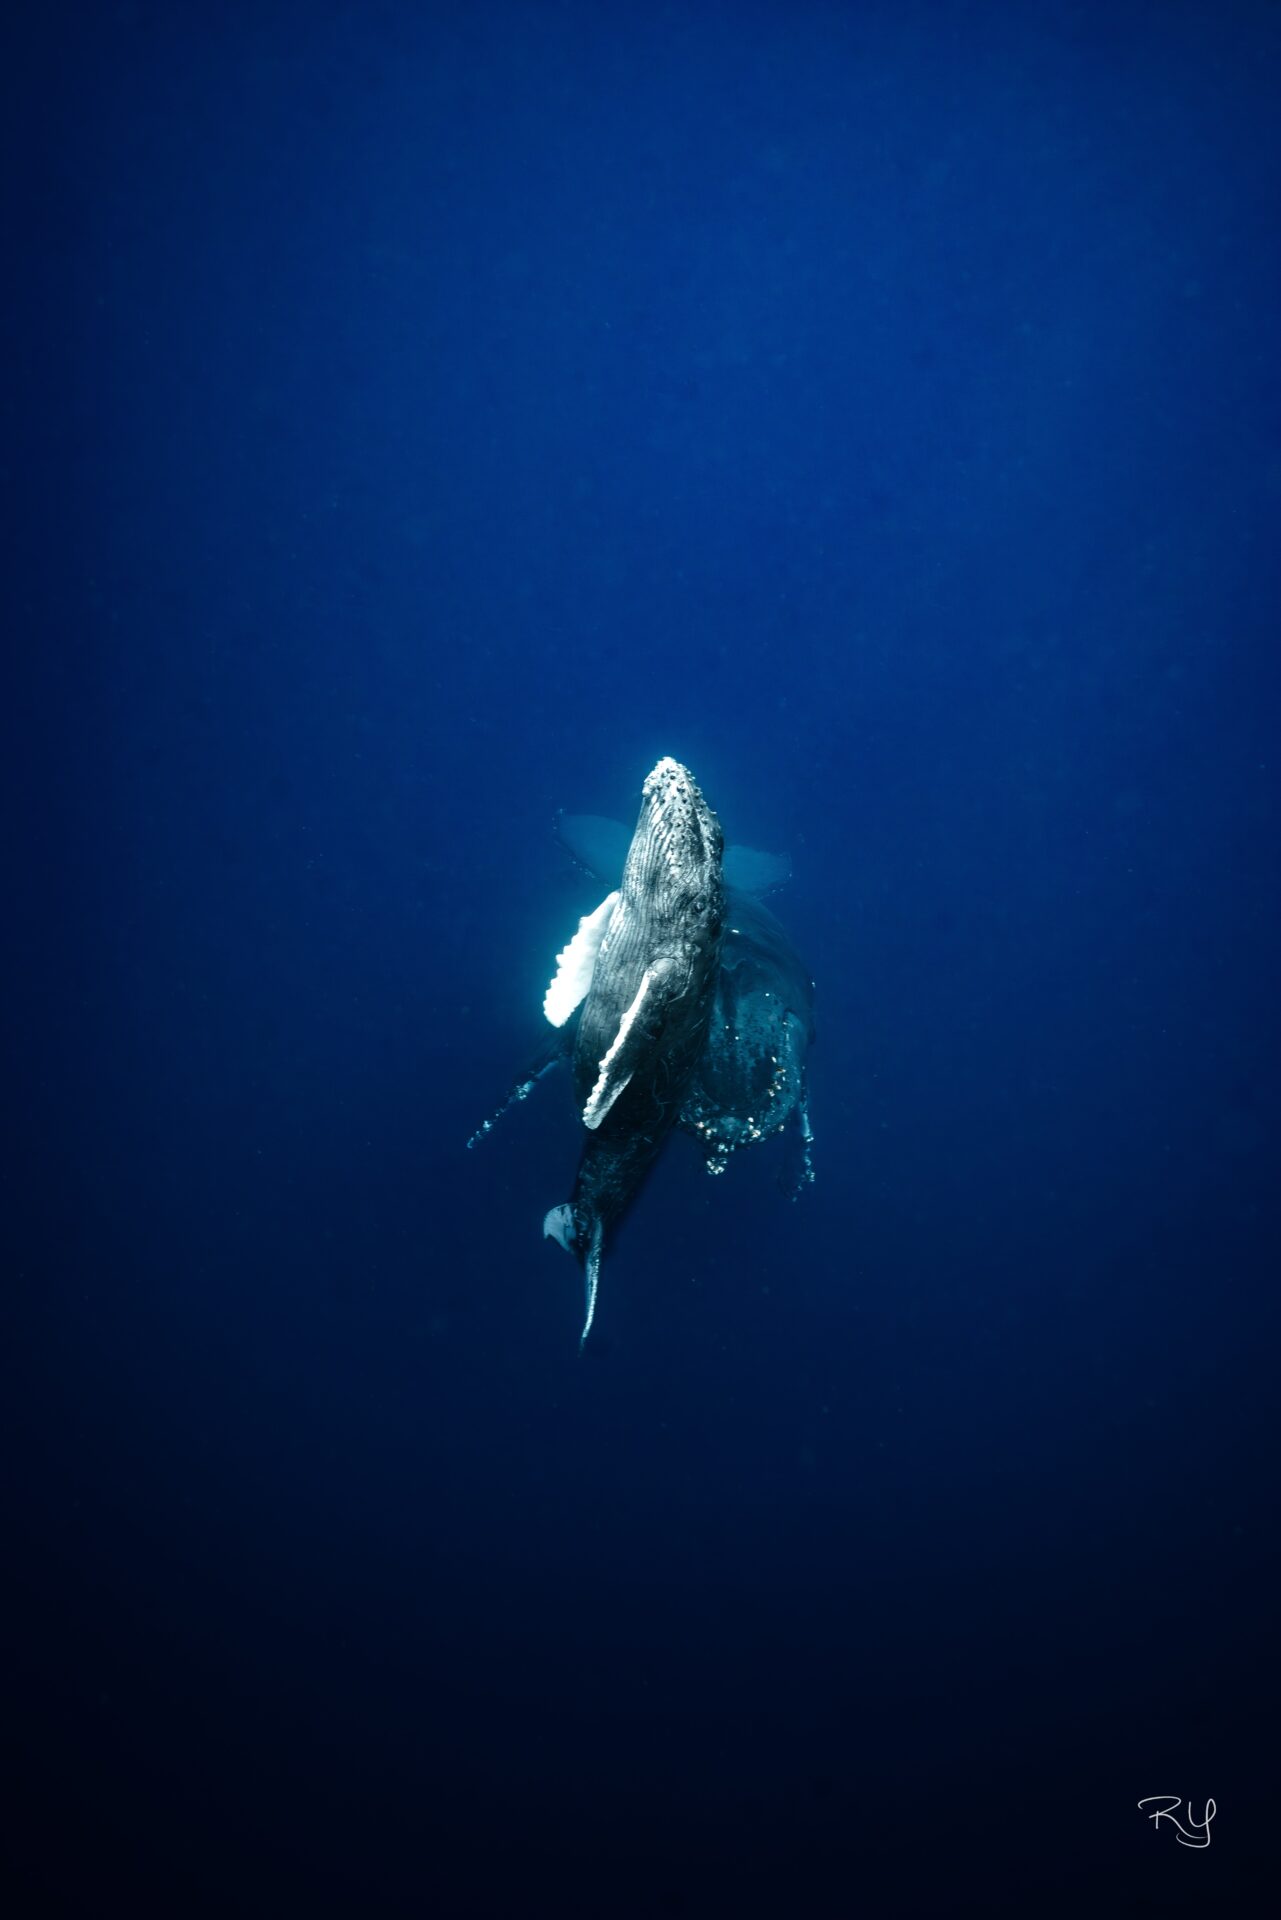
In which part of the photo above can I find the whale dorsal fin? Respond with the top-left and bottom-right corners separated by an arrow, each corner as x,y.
582,964 -> 659,1129
543,891 -> 619,1026
558,812 -> 789,895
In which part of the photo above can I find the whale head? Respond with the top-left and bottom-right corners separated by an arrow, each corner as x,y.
621,756 -> 725,952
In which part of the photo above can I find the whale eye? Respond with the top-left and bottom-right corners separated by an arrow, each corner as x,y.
692,894 -> 706,914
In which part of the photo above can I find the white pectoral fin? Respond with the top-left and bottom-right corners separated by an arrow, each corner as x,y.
583,1068 -> 633,1130
543,891 -> 620,1026
581,966 -> 657,1130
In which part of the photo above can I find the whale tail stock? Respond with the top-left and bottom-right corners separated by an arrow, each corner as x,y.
543,1201 -> 604,1350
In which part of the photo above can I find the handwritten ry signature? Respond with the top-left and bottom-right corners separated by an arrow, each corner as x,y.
1138,1796 -> 1216,1849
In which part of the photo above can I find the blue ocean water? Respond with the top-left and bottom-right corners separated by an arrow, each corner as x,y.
8,2 -> 1279,1912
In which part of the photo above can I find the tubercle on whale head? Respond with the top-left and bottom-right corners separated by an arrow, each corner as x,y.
624,757 -> 726,944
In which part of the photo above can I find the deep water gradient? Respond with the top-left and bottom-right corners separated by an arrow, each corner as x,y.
6,2 -> 1279,1913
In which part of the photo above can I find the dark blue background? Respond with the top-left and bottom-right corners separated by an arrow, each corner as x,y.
8,2 -> 1278,1912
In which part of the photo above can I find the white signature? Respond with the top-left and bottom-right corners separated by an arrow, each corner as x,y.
1138,1796 -> 1216,1849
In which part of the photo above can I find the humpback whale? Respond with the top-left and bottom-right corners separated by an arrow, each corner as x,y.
469,758 -> 815,1346
542,758 -> 725,1344
554,814 -> 815,1196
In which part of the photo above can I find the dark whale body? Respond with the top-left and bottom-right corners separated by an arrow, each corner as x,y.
545,811 -> 815,1192
468,759 -> 815,1345
682,890 -> 815,1195
547,759 -> 725,1342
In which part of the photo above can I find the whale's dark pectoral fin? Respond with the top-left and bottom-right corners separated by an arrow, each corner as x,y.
778,1095 -> 816,1201
467,1026 -> 573,1149
722,843 -> 792,895
555,813 -> 631,884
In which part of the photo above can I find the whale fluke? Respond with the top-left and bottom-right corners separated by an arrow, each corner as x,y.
543,1202 -> 605,1351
